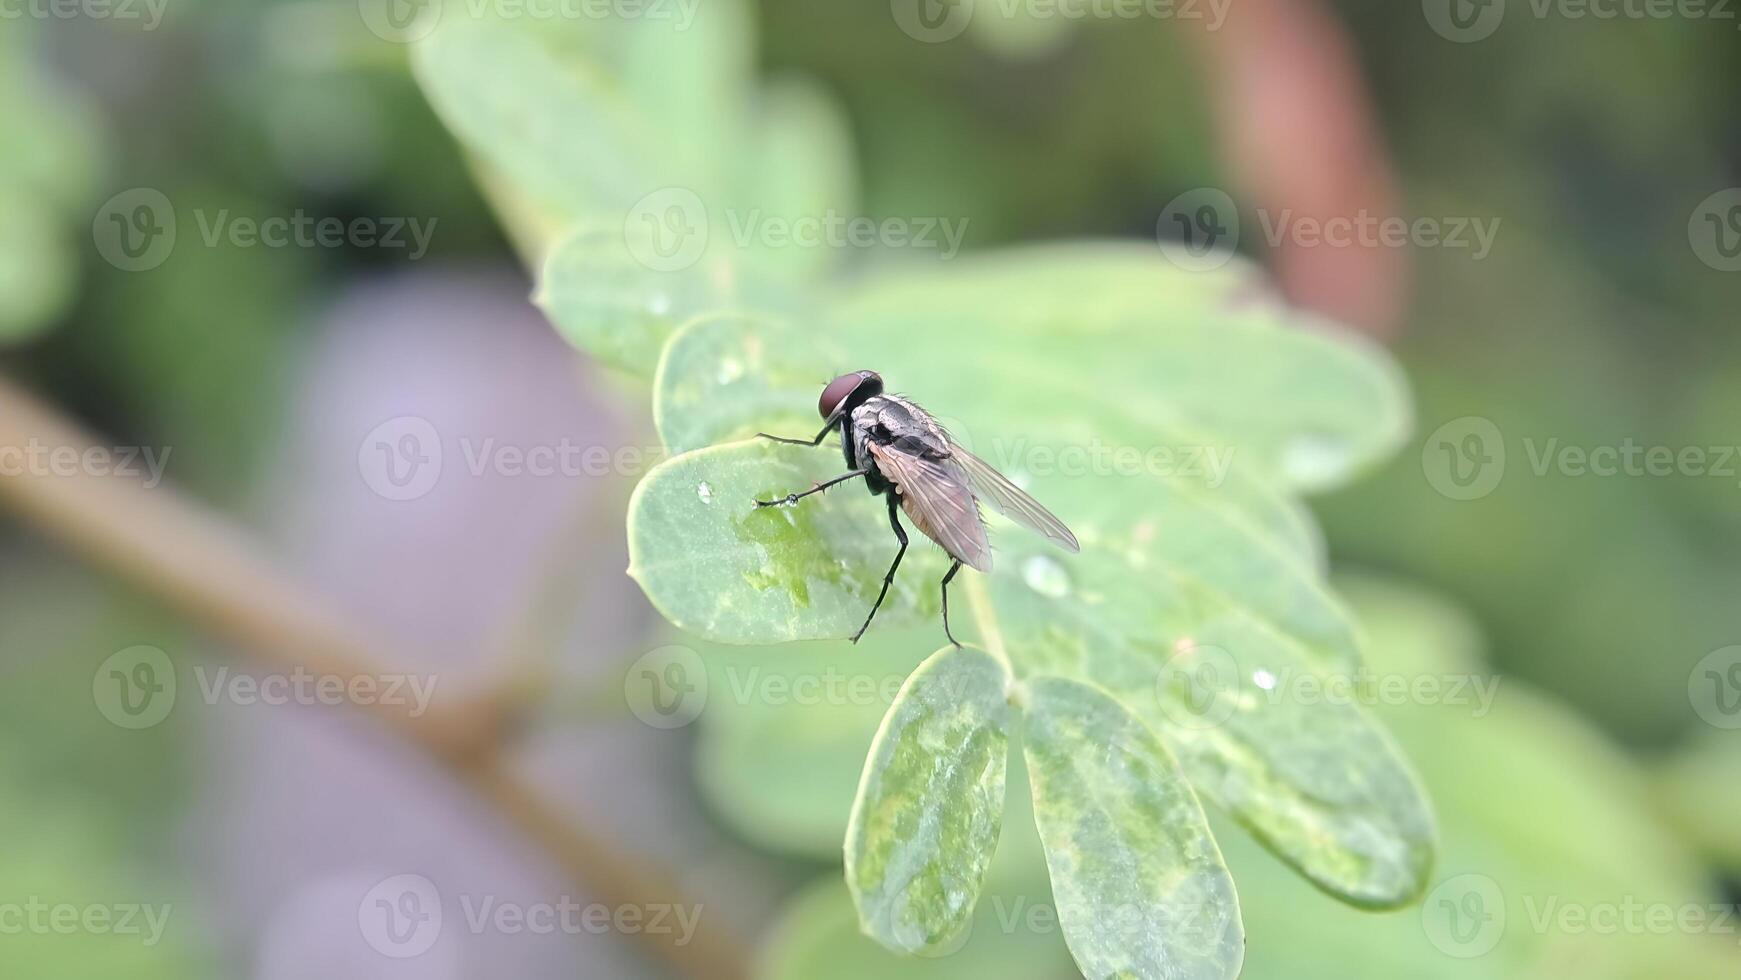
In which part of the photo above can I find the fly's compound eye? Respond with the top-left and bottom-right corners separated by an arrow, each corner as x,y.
819,373 -> 863,419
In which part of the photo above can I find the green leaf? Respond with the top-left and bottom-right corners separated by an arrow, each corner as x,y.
611,5 -> 753,192
537,227 -> 742,377
694,631 -> 932,858
411,19 -> 667,233
0,189 -> 73,342
836,245 -> 1411,493
728,76 -> 861,279
1215,575 -> 1732,980
653,313 -> 845,455
845,646 -> 1013,955
0,33 -> 103,342
624,263 -> 1436,916
1021,675 -> 1243,980
627,439 -> 954,645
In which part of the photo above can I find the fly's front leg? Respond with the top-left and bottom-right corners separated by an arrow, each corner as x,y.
754,469 -> 868,508
755,423 -> 835,447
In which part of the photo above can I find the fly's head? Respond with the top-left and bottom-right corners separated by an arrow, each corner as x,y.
819,370 -> 883,426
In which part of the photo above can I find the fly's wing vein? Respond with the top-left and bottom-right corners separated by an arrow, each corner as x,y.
867,441 -> 992,573
947,442 -> 1081,553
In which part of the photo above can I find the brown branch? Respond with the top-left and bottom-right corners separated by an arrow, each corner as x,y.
0,375 -> 749,980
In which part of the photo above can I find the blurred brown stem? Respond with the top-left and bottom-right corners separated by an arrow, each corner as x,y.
0,375 -> 748,980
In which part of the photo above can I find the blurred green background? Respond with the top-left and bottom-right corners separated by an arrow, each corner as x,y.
0,1 -> 1737,977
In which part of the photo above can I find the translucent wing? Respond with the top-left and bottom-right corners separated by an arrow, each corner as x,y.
948,443 -> 1081,553
867,440 -> 993,573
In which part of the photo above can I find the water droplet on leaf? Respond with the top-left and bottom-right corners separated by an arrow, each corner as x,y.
1022,554 -> 1071,599
1279,432 -> 1354,490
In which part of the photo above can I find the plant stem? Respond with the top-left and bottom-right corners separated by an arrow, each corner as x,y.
963,573 -> 1013,676
0,375 -> 749,980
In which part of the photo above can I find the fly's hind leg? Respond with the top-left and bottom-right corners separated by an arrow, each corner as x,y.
852,495 -> 907,644
940,559 -> 964,648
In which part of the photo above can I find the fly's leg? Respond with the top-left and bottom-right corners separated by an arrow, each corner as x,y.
755,423 -> 834,447
940,559 -> 964,648
852,495 -> 907,644
753,469 -> 867,508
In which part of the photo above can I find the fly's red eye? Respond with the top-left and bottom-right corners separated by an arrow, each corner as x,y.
819,373 -> 862,419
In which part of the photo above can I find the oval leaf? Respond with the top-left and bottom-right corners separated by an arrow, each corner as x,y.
626,441 -> 949,644
845,646 -> 1013,955
1022,675 -> 1244,980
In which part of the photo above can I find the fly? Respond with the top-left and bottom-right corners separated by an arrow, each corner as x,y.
754,370 -> 1080,647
